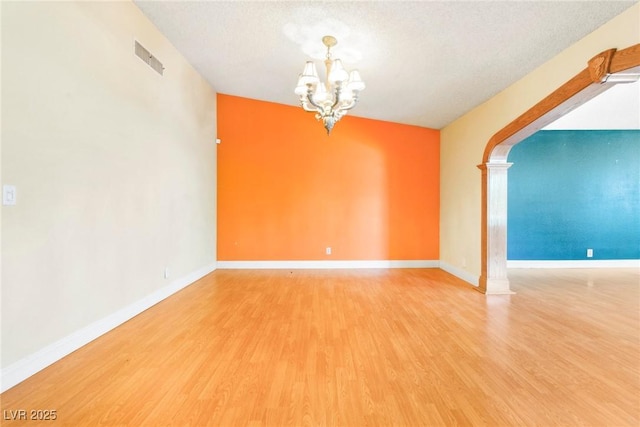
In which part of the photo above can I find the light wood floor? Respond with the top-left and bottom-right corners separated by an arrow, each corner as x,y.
1,268 -> 639,426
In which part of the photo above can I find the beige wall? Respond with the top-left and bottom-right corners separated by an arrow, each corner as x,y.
440,3 -> 640,282
1,1 -> 217,370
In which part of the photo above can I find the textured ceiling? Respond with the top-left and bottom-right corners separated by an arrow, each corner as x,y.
133,1 -> 637,129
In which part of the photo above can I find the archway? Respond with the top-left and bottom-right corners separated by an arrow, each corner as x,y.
478,44 -> 640,294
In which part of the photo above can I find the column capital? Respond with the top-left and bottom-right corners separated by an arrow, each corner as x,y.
477,162 -> 513,171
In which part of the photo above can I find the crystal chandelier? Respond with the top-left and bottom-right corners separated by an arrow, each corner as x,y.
294,36 -> 365,134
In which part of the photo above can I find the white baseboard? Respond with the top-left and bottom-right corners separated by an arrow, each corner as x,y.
216,260 -> 439,269
438,261 -> 480,287
507,260 -> 640,268
0,262 -> 217,393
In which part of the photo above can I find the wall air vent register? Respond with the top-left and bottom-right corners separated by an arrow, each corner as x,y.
135,40 -> 164,76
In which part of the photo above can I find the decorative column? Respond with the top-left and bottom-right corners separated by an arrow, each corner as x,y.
478,162 -> 514,294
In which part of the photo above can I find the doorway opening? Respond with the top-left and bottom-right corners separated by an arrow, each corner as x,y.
478,45 -> 640,294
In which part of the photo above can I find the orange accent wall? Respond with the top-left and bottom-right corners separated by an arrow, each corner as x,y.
217,94 -> 439,261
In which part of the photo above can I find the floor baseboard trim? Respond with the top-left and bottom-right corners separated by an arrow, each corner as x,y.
439,261 -> 480,287
216,260 -> 439,269
507,260 -> 640,268
0,262 -> 217,393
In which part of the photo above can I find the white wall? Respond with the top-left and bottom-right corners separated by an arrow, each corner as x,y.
440,3 -> 640,283
545,80 -> 640,130
1,1 -> 217,389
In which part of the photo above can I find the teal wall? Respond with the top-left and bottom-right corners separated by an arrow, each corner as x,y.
507,130 -> 640,260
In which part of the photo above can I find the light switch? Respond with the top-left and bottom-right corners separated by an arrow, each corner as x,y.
3,185 -> 16,206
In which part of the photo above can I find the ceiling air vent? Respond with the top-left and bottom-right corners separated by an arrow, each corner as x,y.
135,40 -> 164,76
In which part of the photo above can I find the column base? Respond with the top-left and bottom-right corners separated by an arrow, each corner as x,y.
477,276 -> 515,295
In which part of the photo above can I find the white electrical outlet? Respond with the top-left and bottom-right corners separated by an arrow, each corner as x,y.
586,249 -> 593,258
326,247 -> 332,255
164,267 -> 170,279
3,185 -> 16,206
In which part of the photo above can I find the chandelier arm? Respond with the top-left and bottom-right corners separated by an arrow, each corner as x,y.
305,89 -> 325,112
300,101 -> 319,113
340,93 -> 362,111
330,85 -> 342,111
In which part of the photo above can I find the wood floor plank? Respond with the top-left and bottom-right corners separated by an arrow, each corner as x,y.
1,268 -> 638,426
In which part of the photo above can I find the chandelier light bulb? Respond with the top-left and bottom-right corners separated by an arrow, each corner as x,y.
294,76 -> 307,95
313,83 -> 329,104
341,87 -> 354,103
299,61 -> 320,85
328,59 -> 349,84
347,70 -> 365,91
